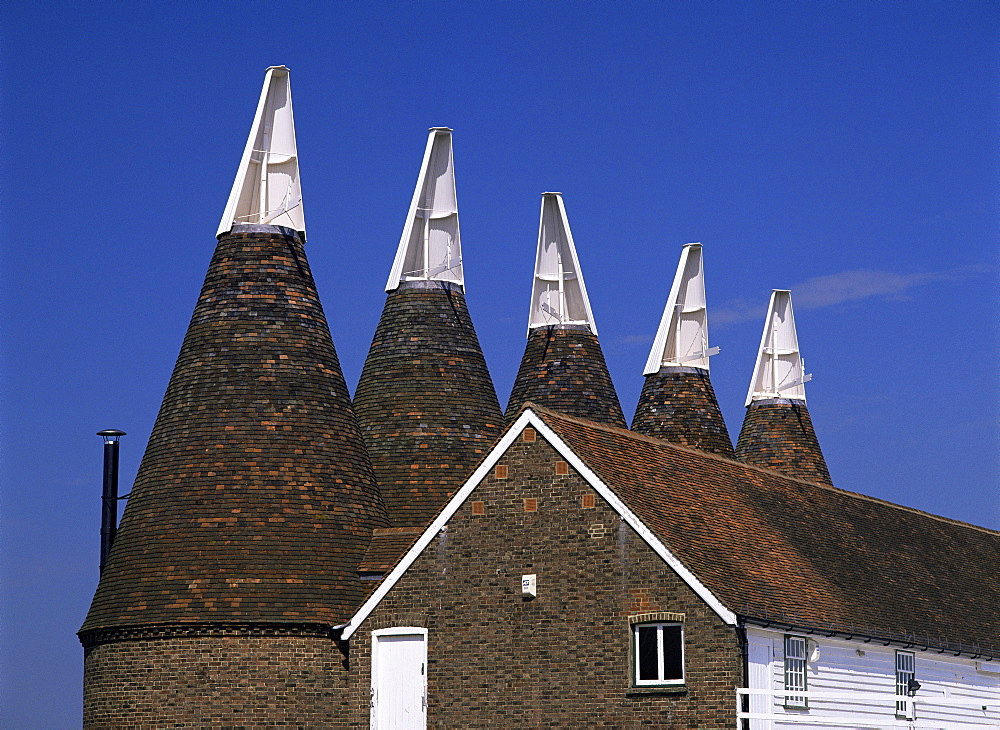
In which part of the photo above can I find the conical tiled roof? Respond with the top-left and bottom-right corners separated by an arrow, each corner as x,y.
81,225 -> 387,634
632,368 -> 734,456
506,193 -> 625,427
631,244 -> 732,454
736,400 -> 832,485
506,325 -> 626,427
735,290 -> 830,484
354,281 -> 503,528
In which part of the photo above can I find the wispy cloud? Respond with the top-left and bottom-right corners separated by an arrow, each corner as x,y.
713,264 -> 994,326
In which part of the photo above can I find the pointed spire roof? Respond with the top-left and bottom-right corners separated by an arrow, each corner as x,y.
527,193 -> 597,334
83,75 -> 386,635
217,66 -> 305,238
82,226 -> 388,634
737,290 -> 830,484
643,243 -> 719,374
385,128 -> 463,291
745,290 -> 811,405
506,195 -> 624,427
632,244 -> 733,455
356,128 -> 502,528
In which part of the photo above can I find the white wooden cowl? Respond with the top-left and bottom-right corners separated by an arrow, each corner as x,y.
745,290 -> 812,405
218,66 -> 305,238
385,128 -> 463,291
527,193 -> 597,335
643,243 -> 719,375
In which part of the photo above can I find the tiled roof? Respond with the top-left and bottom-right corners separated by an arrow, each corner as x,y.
506,326 -> 626,427
632,368 -> 735,457
354,283 -> 503,528
535,407 -> 1000,652
358,527 -> 423,573
737,401 -> 832,485
81,227 -> 387,634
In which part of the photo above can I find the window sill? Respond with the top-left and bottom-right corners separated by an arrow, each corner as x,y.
626,685 -> 688,696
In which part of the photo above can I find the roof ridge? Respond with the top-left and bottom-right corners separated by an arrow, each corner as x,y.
524,403 -> 1000,537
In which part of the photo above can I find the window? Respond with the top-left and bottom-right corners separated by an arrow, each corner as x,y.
784,635 -> 807,708
633,622 -> 684,685
896,651 -> 915,719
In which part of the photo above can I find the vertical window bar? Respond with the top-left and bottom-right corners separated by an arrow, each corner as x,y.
896,651 -> 915,719
784,636 -> 807,708
657,625 -> 664,681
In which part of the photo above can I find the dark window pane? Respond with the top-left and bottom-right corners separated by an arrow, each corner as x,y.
637,626 -> 658,680
662,625 -> 683,680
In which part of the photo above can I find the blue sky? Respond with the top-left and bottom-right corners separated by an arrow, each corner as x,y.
2,1 -> 997,725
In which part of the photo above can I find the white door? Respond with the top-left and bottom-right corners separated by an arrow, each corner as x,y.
371,628 -> 427,729
747,638 -> 773,730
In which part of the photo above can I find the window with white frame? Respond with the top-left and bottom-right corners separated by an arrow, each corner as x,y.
896,651 -> 915,719
783,635 -> 808,708
633,621 -> 684,686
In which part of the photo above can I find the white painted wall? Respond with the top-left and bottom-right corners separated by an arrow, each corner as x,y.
744,627 -> 1000,729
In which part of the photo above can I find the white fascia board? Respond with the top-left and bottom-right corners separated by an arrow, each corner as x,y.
643,243 -> 716,375
527,193 -> 597,335
340,410 -> 735,639
218,66 -> 305,238
745,289 -> 810,406
385,128 -> 463,292
340,410 -> 535,640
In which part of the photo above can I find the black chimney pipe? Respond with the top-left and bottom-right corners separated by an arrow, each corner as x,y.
97,429 -> 126,572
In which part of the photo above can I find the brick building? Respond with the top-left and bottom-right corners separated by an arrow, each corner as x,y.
80,67 -> 1000,728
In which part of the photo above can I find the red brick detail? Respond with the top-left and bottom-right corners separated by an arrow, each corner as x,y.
495,464 -> 509,479
523,428 -> 536,442
524,497 -> 538,512
555,461 -> 569,475
581,493 -> 595,509
471,501 -> 485,516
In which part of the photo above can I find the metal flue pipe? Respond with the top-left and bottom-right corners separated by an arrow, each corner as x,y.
97,429 -> 126,572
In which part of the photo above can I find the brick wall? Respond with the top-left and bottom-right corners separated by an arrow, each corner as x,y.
343,433 -> 743,727
83,630 -> 347,728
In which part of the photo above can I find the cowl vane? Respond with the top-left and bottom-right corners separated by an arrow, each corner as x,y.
643,242 -> 718,374
527,193 -> 596,334
386,127 -> 463,291
217,66 -> 304,238
745,289 -> 811,405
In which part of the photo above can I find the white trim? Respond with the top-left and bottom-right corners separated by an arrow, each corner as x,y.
341,411 -> 536,639
340,410 -> 736,639
372,626 -> 428,638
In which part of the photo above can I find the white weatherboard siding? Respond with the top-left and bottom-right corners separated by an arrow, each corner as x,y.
744,627 -> 1000,729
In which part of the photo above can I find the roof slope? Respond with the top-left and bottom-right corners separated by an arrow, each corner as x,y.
506,326 -> 625,427
536,408 -> 1000,652
82,227 -> 387,634
354,283 -> 502,527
